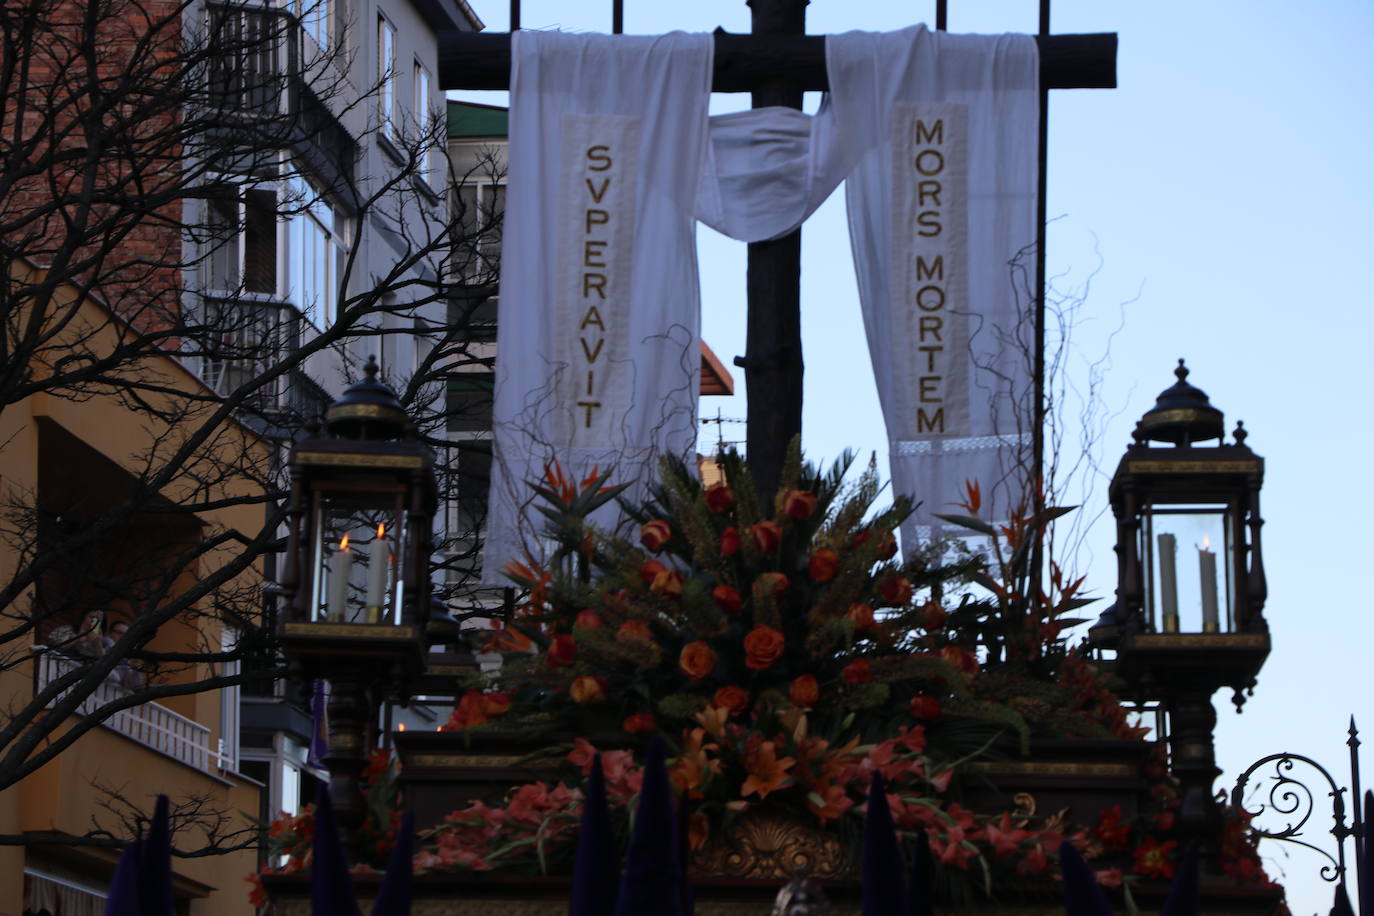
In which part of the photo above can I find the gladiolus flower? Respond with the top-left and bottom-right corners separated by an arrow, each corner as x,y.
1133,837 -> 1178,879
705,484 -> 735,514
744,625 -> 785,670
808,549 -> 839,583
789,674 -> 819,708
623,712 -> 657,735
640,519 -> 672,553
574,610 -> 604,629
480,692 -> 511,717
841,659 -> 872,684
908,694 -> 941,721
713,686 -> 749,716
679,640 -> 717,681
712,584 -> 742,616
570,675 -> 608,704
749,520 -> 782,553
784,489 -> 818,520
616,620 -> 653,644
546,634 -> 577,668
720,526 -> 741,557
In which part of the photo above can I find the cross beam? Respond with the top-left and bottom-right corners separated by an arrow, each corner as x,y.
436,31 -> 1117,92
440,8 -> 1116,501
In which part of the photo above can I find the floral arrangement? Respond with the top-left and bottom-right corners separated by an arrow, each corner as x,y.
250,446 -> 1282,906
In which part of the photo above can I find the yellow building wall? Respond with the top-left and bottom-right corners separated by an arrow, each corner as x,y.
0,265 -> 268,914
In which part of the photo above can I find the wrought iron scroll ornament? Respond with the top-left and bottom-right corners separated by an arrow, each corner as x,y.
1230,752 -> 1353,885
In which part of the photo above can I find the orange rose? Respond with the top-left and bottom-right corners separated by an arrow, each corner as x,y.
744,625 -> 785,670
907,694 -> 938,719
789,674 -> 819,708
878,574 -> 913,607
546,634 -> 577,668
479,691 -> 512,717
712,584 -> 743,616
641,519 -> 672,553
640,559 -> 667,584
841,659 -> 872,684
651,567 -> 684,598
574,610 -> 604,629
808,548 -> 839,583
713,686 -> 749,716
752,572 -> 789,605
749,520 -> 782,553
784,489 -> 818,520
617,619 -> 653,644
679,640 -> 717,681
720,526 -> 741,557
623,712 -> 657,734
447,690 -> 489,730
570,675 -> 608,704
705,484 -> 735,514
919,600 -> 948,630
848,603 -> 876,631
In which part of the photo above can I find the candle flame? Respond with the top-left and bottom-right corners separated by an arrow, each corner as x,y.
1202,536 -> 1211,550
339,534 -> 350,551
377,523 -> 386,538
397,722 -> 406,732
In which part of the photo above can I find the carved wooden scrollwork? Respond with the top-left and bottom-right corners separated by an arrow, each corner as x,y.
691,808 -> 850,881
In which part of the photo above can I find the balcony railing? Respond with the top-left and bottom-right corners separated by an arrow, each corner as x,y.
36,653 -> 220,774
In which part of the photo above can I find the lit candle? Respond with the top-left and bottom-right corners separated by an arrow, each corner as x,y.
326,534 -> 350,621
1199,536 -> 1219,632
1156,533 -> 1179,632
365,524 -> 390,623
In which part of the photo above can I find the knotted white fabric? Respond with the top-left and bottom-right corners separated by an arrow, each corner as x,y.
482,31 -> 713,583
829,25 -> 1039,545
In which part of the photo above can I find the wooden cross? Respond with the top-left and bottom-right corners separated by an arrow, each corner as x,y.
436,2 -> 1116,502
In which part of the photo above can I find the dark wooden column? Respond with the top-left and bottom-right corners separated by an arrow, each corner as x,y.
739,0 -> 807,504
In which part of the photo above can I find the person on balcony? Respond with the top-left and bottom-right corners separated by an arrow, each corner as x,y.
44,609 -> 111,660
107,619 -> 145,690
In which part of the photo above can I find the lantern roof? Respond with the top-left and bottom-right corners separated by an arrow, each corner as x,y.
1133,359 -> 1224,446
325,356 -> 408,440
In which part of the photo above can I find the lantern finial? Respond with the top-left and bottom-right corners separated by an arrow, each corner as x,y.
1134,358 -> 1224,447
325,355 -> 407,440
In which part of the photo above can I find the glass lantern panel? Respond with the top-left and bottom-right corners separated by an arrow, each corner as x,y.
1141,504 -> 1233,634
311,493 -> 406,624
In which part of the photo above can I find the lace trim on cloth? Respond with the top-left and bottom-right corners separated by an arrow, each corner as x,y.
890,433 -> 1030,456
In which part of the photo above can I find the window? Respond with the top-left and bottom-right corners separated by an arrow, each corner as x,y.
453,182 -> 505,282
302,0 -> 329,53
204,186 -> 278,295
413,61 -> 434,184
218,626 -> 241,771
208,4 -> 286,113
377,15 -> 396,140
447,373 -> 494,433
285,177 -> 346,327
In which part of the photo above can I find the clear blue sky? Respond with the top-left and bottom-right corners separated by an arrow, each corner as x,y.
451,3 -> 1374,911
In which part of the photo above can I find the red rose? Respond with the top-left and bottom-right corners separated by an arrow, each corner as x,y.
789,674 -> 820,708
623,712 -> 657,735
878,574 -> 913,607
704,484 -> 735,514
753,572 -> 789,603
841,659 -> 872,684
919,601 -> 947,630
679,640 -> 717,681
712,584 -> 743,616
749,520 -> 783,554
784,489 -> 818,520
640,559 -> 667,584
547,634 -> 578,668
616,619 -> 653,644
719,526 -> 741,557
651,567 -> 684,598
808,549 -> 839,583
876,531 -> 898,560
713,686 -> 749,716
743,625 -> 785,670
570,675 -> 608,704
908,693 -> 941,720
641,519 -> 672,553
574,610 -> 604,630
848,603 -> 876,631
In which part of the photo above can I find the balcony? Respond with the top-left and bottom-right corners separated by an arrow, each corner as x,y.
36,653 -> 222,774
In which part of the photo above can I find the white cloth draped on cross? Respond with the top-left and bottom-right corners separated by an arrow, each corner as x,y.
482,25 -> 1037,582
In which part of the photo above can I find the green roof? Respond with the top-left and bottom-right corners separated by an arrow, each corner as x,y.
447,101 -> 509,139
